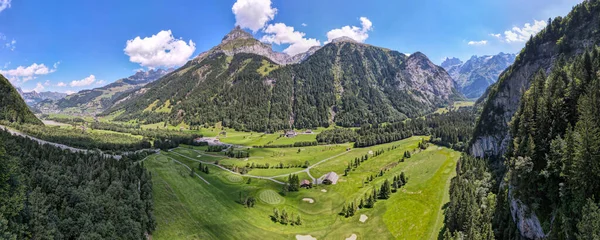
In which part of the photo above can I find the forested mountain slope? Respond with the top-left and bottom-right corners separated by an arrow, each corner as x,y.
441,53 -> 516,98
36,69 -> 170,115
104,28 -> 462,132
0,74 -> 42,125
444,1 -> 600,239
470,0 -> 600,158
0,129 -> 154,239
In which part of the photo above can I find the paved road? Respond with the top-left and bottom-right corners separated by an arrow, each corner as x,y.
0,125 -> 159,160
173,147 -> 352,185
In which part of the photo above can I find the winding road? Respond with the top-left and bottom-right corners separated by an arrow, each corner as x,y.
0,125 -> 159,160
171,147 -> 352,185
2,124 -> 352,186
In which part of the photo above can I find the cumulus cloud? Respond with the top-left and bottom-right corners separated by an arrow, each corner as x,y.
301,23 -> 307,27
0,63 -> 58,82
503,20 -> 547,43
0,0 -> 11,13
33,82 -> 44,92
325,17 -> 373,43
65,90 -> 75,95
468,40 -> 488,46
56,82 -> 66,87
44,80 -> 50,86
232,0 -> 277,32
96,80 -> 106,85
70,75 -> 96,87
124,30 -> 196,69
261,23 -> 321,56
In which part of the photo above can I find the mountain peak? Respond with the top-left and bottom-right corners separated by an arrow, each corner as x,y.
331,36 -> 358,43
221,26 -> 254,44
441,57 -> 463,68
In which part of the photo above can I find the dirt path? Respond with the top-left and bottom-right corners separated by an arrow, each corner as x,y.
162,154 -> 211,185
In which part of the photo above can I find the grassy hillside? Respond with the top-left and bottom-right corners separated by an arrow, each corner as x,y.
0,74 -> 42,125
143,137 -> 460,239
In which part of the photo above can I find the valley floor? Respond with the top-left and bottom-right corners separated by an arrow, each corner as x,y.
144,136 -> 460,240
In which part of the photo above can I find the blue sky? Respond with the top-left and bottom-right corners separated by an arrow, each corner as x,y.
0,0 -> 583,93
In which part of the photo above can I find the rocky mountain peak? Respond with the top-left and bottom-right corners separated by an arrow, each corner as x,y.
441,57 -> 463,68
330,36 -> 358,44
221,26 -> 254,44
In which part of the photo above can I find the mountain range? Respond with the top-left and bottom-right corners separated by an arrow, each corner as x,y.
102,27 -> 463,131
36,68 -> 171,115
16,88 -> 67,106
441,53 -> 516,99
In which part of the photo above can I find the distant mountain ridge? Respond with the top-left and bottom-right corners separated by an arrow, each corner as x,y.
16,88 -> 67,105
103,26 -> 463,131
441,53 -> 516,98
36,68 -> 171,115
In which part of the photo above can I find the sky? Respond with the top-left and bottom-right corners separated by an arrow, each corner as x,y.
0,0 -> 584,94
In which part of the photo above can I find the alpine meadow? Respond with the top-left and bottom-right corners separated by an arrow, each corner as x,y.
1,0 -> 599,239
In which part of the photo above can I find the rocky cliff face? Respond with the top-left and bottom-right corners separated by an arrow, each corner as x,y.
400,52 -> 458,104
441,53 -> 516,99
470,12 -> 599,158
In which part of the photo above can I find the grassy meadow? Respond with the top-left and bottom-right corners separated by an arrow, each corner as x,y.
144,136 -> 460,240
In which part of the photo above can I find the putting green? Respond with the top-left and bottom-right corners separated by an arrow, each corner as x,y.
226,174 -> 243,183
258,189 -> 283,205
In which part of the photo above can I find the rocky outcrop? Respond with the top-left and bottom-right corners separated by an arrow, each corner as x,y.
509,185 -> 547,239
399,52 -> 458,104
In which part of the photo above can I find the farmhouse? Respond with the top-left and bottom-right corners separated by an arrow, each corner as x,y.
285,130 -> 297,138
301,179 -> 312,188
321,172 -> 339,185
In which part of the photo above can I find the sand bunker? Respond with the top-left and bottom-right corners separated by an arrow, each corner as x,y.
359,214 -> 368,223
321,189 -> 327,192
302,198 -> 315,203
345,234 -> 357,240
296,235 -> 317,240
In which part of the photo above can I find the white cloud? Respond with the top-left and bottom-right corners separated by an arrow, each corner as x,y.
44,80 -> 50,86
503,20 -> 547,43
65,90 -> 75,95
468,40 -> 488,46
2,61 -> 9,69
33,82 -> 44,92
0,0 -> 11,13
124,30 -> 196,69
261,23 -> 321,56
232,0 -> 277,32
489,33 -> 501,38
325,17 -> 373,43
56,82 -> 66,87
96,80 -> 106,85
5,39 -> 15,51
0,63 -> 58,82
301,23 -> 307,27
70,75 -> 96,87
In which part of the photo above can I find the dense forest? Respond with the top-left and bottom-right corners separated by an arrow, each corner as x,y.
445,1 -> 600,236
5,122 -> 152,152
0,74 -> 42,125
0,129 -> 155,239
316,107 -> 476,151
